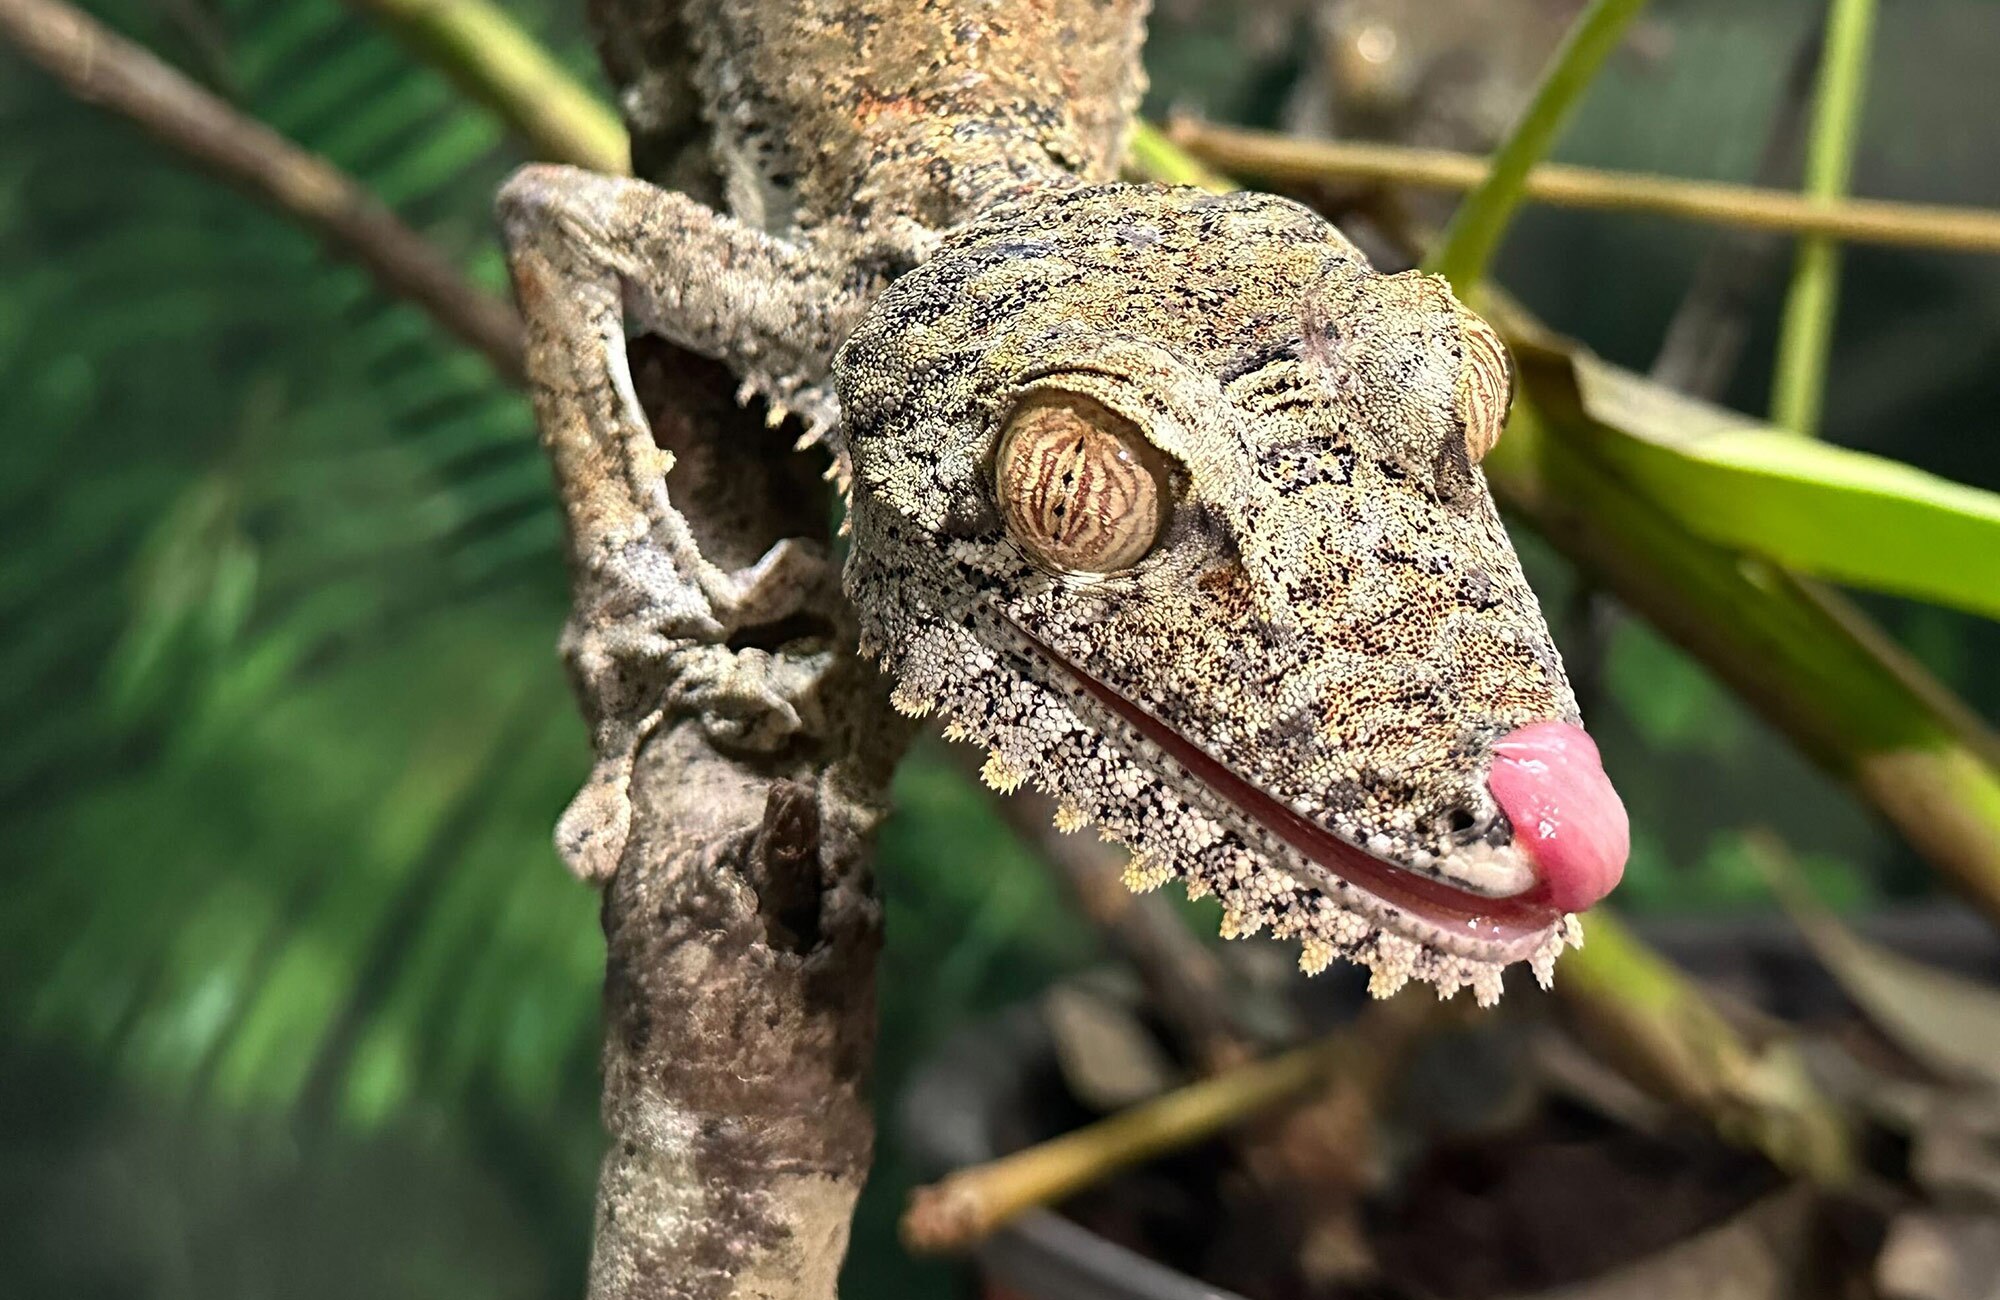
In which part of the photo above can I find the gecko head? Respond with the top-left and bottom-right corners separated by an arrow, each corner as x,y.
833,184 -> 1627,1003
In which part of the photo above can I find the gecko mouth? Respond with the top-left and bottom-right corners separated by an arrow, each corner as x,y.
1011,624 -> 1566,948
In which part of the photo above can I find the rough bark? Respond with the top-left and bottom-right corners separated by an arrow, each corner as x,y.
567,329 -> 908,1297
499,4 -> 914,1293
567,233 -> 905,1300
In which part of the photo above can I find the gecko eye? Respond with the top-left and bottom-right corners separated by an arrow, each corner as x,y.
996,390 -> 1171,574
1456,313 -> 1513,465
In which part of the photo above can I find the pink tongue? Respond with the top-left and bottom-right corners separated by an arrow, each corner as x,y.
1488,721 -> 1629,913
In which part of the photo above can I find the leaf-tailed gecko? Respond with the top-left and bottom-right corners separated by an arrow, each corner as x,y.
497,0 -> 1629,1005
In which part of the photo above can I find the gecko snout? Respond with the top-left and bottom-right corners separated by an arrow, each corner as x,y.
1486,721 -> 1629,913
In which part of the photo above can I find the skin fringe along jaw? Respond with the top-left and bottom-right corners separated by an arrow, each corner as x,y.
987,619 -> 1599,1006
501,1 -> 1626,1008
838,183 -> 1629,1005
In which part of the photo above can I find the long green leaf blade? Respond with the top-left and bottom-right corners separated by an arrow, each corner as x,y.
1537,347 -> 2000,619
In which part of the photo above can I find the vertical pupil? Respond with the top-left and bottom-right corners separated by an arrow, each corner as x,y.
999,392 -> 1167,573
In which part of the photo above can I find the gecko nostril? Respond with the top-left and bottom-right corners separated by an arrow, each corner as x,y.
1441,805 -> 1504,845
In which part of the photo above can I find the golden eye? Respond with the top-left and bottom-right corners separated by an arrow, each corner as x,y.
995,391 -> 1170,574
1457,313 -> 1513,464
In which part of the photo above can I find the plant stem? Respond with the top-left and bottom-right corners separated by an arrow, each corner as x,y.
0,0 -> 525,382
902,994 -> 1432,1255
1558,909 -> 1854,1183
340,0 -> 627,174
1425,0 -> 1652,294
1770,0 -> 1878,435
1165,120 -> 2000,259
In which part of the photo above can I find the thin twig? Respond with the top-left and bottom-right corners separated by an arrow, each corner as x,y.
1168,119 -> 2000,258
1650,26 -> 1822,396
1770,0 -> 1878,434
339,0 -> 628,174
0,0 -> 525,384
901,993 -> 1433,1256
1425,0 -> 1653,293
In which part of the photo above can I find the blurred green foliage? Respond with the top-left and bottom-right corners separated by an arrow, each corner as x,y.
1,0 -> 1996,1296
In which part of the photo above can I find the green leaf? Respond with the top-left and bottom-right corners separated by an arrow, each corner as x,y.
1518,339 -> 2000,621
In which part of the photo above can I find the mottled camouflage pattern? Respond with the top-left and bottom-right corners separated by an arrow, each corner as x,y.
503,0 -> 1587,1000
838,187 -> 1581,1000
690,0 -> 1147,233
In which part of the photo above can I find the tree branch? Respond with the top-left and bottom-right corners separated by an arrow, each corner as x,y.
0,0 -> 525,383
574,340 -> 907,1300
516,6 -> 909,1290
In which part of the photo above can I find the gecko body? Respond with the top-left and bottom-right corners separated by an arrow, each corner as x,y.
499,0 -> 1628,1002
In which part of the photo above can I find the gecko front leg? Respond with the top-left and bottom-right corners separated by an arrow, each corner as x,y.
497,166 -> 868,883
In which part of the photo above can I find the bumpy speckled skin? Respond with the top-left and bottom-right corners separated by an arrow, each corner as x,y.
499,0 -> 1585,1001
839,187 -> 1582,1000
693,0 -> 1146,232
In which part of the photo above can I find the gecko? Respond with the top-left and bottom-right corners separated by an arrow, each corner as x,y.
497,0 -> 1629,1005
